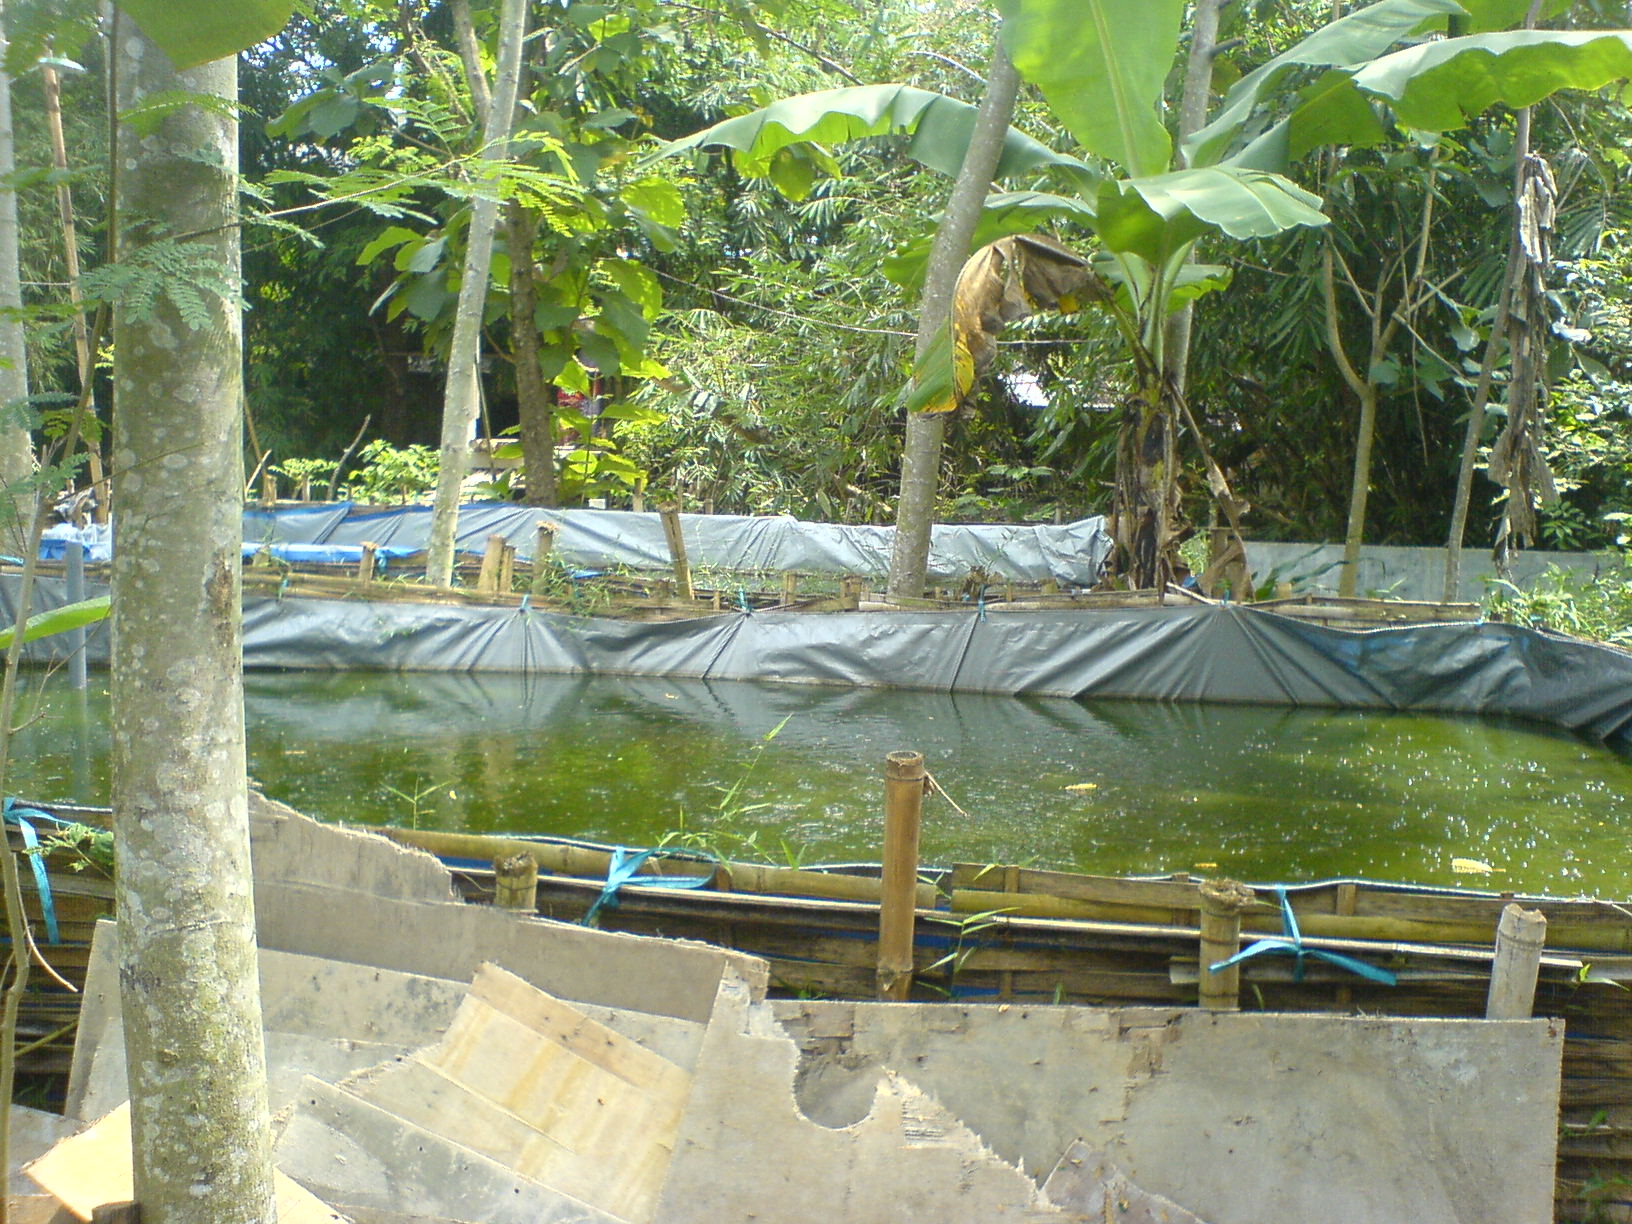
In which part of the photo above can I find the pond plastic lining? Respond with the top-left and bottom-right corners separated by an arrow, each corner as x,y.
241,503 -> 1114,586
12,572 -> 1631,746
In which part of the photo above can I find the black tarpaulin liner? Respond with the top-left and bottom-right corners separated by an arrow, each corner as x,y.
240,503 -> 1113,586
9,573 -> 1629,745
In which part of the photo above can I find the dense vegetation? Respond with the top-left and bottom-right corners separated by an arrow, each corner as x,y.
11,0 -> 1632,554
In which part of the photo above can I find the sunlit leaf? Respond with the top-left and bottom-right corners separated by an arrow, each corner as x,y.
116,0 -> 298,69
998,0 -> 1184,177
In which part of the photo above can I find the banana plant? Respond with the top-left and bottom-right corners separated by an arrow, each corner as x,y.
658,0 -> 1632,589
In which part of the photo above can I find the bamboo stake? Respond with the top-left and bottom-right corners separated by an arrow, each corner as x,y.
1198,878 -> 1256,1011
840,574 -> 862,610
259,470 -> 276,507
781,571 -> 798,605
1486,903 -> 1547,1019
878,749 -> 926,1001
499,540 -> 516,592
659,502 -> 693,600
493,852 -> 539,912
477,534 -> 506,593
530,521 -> 558,598
357,541 -> 378,585
631,476 -> 645,513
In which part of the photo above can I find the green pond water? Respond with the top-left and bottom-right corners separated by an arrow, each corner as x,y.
11,670 -> 1632,896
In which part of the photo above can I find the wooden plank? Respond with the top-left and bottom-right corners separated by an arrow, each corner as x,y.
466,964 -> 689,1099
25,1103 -> 344,1223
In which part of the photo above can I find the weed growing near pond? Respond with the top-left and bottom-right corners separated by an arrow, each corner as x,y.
1486,555 -> 1632,647
658,717 -> 800,866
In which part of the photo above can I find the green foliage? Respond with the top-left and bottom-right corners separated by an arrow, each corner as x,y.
0,598 -> 111,652
998,0 -> 1184,177
116,0 -> 301,70
340,440 -> 439,504
32,822 -> 115,879
1485,556 -> 1632,646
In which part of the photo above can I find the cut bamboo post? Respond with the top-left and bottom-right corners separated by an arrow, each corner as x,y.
494,852 -> 539,912
357,540 -> 378,584
91,1206 -> 140,1224
877,749 -> 926,1001
659,502 -> 694,600
477,534 -> 507,593
499,541 -> 516,592
260,470 -> 276,506
840,574 -> 862,610
1486,903 -> 1547,1019
1198,878 -> 1256,1011
781,571 -> 798,605
298,474 -> 311,502
530,521 -> 558,598
632,477 -> 646,513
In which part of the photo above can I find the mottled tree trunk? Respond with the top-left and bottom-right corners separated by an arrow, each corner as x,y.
886,36 -> 1020,599
506,202 -> 557,505
0,2 -> 36,557
424,0 -> 529,586
111,28 -> 276,1224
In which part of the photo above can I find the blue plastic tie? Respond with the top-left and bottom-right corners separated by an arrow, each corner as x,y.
977,590 -> 987,622
1209,884 -> 1396,986
581,846 -> 714,927
519,594 -> 532,615
738,586 -> 751,614
4,799 -> 60,945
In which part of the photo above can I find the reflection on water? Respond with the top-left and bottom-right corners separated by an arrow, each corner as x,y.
10,670 -> 1631,895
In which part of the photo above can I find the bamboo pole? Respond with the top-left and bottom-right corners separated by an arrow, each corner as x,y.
840,574 -> 863,610
877,749 -> 926,1001
781,571 -> 798,605
1486,903 -> 1547,1019
376,826 -> 938,908
259,470 -> 276,506
658,502 -> 693,600
357,541 -> 378,585
631,476 -> 645,513
493,852 -> 539,912
499,540 -> 516,592
1198,878 -> 1255,1011
477,534 -> 507,593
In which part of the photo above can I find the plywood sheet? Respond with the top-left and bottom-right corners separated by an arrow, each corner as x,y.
25,1103 -> 343,1223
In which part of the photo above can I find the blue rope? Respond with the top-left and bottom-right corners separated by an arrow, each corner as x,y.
581,846 -> 714,927
1210,884 -> 1396,986
4,799 -> 60,945
737,586 -> 751,614
518,593 -> 531,615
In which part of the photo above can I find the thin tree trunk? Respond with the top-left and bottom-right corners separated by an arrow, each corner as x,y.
505,203 -> 557,505
0,2 -> 35,558
886,36 -> 1021,599
1443,0 -> 1546,601
43,62 -> 109,521
111,28 -> 276,1224
424,0 -> 529,587
1163,0 -> 1222,396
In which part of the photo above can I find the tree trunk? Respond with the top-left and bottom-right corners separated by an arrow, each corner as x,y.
424,0 -> 529,587
1112,377 -> 1179,591
1338,383 -> 1380,597
1162,0 -> 1222,396
506,202 -> 556,505
0,2 -> 35,557
886,35 -> 1021,599
1443,0 -> 1546,601
111,27 -> 276,1224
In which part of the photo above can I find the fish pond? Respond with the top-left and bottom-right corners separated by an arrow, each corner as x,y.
13,670 -> 1632,896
